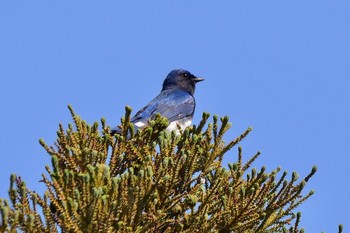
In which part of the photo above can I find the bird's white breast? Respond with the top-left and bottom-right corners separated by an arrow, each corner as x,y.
166,118 -> 192,133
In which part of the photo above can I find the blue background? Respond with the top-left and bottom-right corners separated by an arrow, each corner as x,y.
0,1 -> 349,231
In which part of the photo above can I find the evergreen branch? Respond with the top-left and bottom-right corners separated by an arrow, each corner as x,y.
0,106 -> 337,232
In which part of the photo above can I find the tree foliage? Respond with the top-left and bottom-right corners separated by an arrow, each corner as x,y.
0,106 -> 342,232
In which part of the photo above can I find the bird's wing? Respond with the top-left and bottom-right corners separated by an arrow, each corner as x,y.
131,89 -> 195,127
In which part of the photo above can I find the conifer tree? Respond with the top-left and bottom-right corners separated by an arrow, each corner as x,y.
0,106 -> 343,232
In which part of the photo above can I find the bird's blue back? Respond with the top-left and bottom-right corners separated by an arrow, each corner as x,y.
131,88 -> 195,127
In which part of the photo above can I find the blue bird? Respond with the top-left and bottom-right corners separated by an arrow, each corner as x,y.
111,69 -> 204,135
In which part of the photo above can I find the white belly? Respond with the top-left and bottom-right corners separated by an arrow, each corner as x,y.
166,118 -> 192,133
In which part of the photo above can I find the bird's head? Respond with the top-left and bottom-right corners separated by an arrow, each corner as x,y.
162,69 -> 204,95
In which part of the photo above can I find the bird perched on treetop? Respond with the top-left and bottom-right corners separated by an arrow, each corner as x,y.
111,69 -> 204,135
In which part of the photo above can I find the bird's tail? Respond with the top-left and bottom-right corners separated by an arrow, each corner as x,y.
110,124 -> 140,137
110,126 -> 122,136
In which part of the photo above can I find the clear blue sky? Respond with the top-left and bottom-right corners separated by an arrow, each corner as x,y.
0,1 -> 349,231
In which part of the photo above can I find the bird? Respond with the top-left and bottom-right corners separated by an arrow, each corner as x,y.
111,69 -> 204,135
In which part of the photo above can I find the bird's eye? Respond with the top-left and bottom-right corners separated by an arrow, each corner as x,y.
182,73 -> 189,78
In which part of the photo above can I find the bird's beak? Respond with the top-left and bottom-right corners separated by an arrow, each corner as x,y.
194,77 -> 205,83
